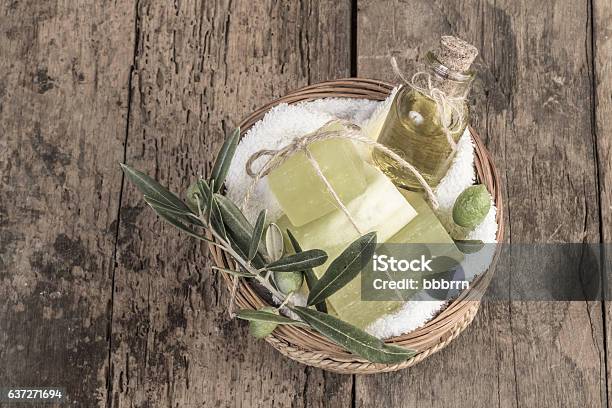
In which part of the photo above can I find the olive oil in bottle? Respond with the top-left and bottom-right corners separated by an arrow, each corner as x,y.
373,36 -> 478,190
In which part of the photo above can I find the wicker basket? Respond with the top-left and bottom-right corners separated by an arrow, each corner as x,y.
209,78 -> 504,374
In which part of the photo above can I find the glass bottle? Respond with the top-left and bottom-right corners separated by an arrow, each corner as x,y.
373,36 -> 477,190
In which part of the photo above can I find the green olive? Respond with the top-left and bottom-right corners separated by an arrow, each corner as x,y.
249,307 -> 278,338
185,181 -> 201,213
452,184 -> 491,229
273,271 -> 304,294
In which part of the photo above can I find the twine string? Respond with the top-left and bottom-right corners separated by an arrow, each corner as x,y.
390,56 -> 464,150
242,120 -> 439,235
303,146 -> 363,234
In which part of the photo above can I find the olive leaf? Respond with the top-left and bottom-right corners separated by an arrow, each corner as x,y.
292,306 -> 415,364
307,232 -> 377,307
454,239 -> 485,254
206,179 -> 215,224
214,195 -> 268,268
147,204 -> 213,243
215,193 -> 253,253
144,195 -> 203,227
214,194 -> 267,268
211,266 -> 253,278
266,250 -> 328,272
249,210 -> 267,261
265,223 -> 284,262
121,164 -> 191,213
144,195 -> 191,216
196,179 -> 211,206
226,233 -> 249,262
287,229 -> 327,313
143,194 -> 193,217
236,309 -> 307,327
209,194 -> 227,240
286,229 -> 319,289
210,127 -> 240,192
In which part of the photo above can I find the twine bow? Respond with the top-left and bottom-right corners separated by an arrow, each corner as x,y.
242,119 -> 439,236
390,56 -> 465,150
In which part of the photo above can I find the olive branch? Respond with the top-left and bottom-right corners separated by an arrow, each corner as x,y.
120,127 -> 416,364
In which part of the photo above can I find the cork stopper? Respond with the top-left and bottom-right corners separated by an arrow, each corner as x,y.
434,36 -> 478,73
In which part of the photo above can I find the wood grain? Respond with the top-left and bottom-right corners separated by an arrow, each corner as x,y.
356,0 -> 605,407
593,0 -> 612,404
107,0 -> 353,407
0,0 -> 135,406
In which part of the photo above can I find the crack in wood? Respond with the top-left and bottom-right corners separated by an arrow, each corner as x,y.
105,1 -> 142,407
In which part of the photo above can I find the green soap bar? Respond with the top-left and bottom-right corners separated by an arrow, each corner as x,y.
277,164 -> 417,329
389,190 -> 463,262
268,124 -> 367,227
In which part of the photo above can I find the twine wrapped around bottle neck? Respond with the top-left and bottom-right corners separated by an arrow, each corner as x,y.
390,56 -> 466,150
243,119 -> 439,235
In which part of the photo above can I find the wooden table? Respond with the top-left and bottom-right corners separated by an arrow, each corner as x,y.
1,0 -> 611,406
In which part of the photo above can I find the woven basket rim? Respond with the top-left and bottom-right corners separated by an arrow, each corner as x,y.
210,77 -> 505,374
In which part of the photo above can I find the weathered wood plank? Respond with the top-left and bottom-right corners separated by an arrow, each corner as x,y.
0,0 -> 135,406
356,0 -> 604,407
593,0 -> 612,405
108,1 -> 353,406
